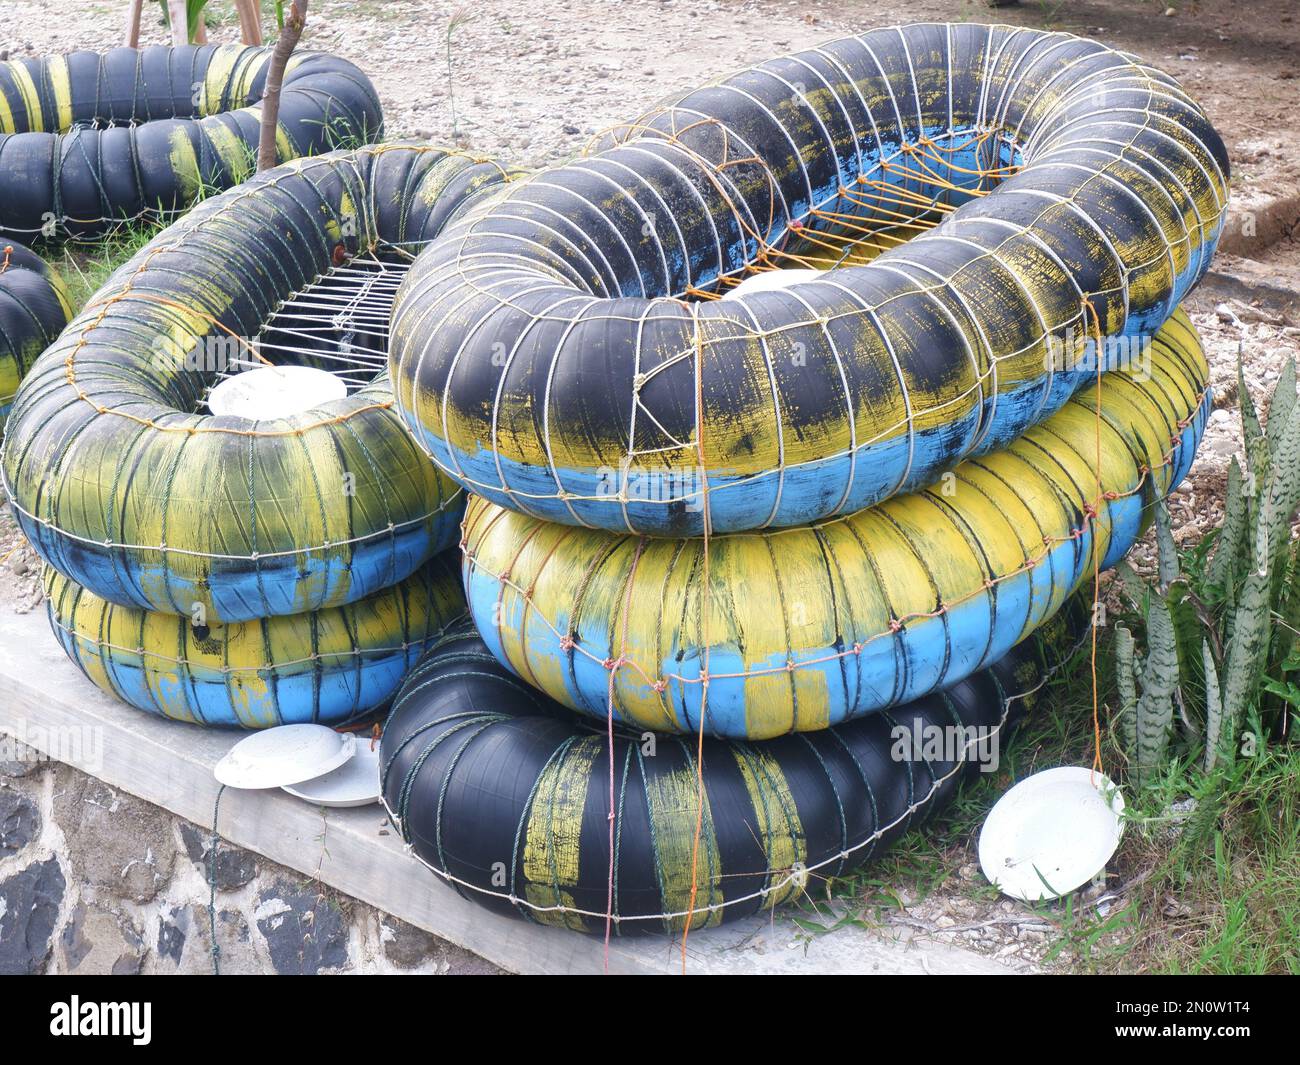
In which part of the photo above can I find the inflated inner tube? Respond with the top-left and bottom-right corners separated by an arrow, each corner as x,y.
47,552 -> 465,729
0,239 -> 70,429
0,45 -> 382,243
390,22 -> 1228,536
3,144 -> 519,624
462,309 -> 1208,739
381,610 -> 1080,933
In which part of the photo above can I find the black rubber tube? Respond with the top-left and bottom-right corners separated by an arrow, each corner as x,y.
389,22 -> 1229,536
380,606 -> 1083,934
0,44 -> 383,243
0,239 -> 70,429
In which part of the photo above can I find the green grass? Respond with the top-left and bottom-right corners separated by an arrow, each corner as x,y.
796,628 -> 1300,975
47,221 -> 166,310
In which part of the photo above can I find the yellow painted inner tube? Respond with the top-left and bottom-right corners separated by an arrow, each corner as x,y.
462,309 -> 1209,739
45,552 -> 466,729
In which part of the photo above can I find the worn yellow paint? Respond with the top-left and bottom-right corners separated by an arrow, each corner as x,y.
167,126 -> 203,203
46,55 -> 73,132
523,736 -> 601,931
4,61 -> 43,132
731,745 -> 806,908
643,758 -> 723,931
203,118 -> 256,185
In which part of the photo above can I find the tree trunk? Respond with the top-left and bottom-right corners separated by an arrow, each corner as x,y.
125,0 -> 144,47
167,0 -> 189,46
256,0 -> 309,172
236,0 -> 264,46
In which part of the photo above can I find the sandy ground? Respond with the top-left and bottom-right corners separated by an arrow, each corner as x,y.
2,0 -> 1299,970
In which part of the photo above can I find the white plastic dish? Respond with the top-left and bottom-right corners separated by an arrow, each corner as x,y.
207,364 -> 348,420
282,737 -> 382,808
214,724 -> 356,790
978,766 -> 1126,902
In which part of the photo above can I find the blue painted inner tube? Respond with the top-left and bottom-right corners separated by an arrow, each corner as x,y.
46,551 -> 466,729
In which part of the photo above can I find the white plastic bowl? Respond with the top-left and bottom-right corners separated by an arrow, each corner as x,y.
978,766 -> 1126,901
214,724 -> 356,790
283,737 -> 382,808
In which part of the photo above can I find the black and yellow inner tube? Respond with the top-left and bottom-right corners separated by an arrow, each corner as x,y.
0,239 -> 70,429
3,144 -> 520,624
381,608 -> 1081,934
390,23 -> 1228,536
0,44 -> 383,243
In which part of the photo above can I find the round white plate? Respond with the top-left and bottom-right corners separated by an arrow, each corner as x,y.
207,365 -> 347,420
283,737 -> 382,808
214,725 -> 356,790
978,766 -> 1125,902
721,268 -> 823,300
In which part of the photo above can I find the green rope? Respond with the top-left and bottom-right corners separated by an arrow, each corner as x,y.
208,783 -> 226,975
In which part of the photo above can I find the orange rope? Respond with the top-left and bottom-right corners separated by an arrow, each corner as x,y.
1085,295 -> 1107,781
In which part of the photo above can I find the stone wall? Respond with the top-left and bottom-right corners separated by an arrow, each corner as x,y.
0,741 -> 499,975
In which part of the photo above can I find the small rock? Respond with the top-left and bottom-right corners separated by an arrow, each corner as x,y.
256,881 -> 350,975
0,789 -> 40,857
177,822 -> 257,892
59,902 -> 145,975
0,737 -> 45,778
0,857 -> 65,975
380,918 -> 439,969
156,905 -> 259,975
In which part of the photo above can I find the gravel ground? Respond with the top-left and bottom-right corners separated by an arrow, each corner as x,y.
1,0 -> 1298,972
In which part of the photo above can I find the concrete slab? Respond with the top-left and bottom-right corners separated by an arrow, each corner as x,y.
0,603 -> 1020,976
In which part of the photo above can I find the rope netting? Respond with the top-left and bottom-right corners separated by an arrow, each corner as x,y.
689,127 -> 1022,290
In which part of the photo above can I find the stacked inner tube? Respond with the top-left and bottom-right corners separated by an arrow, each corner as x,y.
389,21 -> 1227,537
462,309 -> 1210,739
379,24 -> 1224,934
0,45 -> 384,244
0,240 -> 70,430
382,609 -> 1081,933
6,144 -> 521,727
